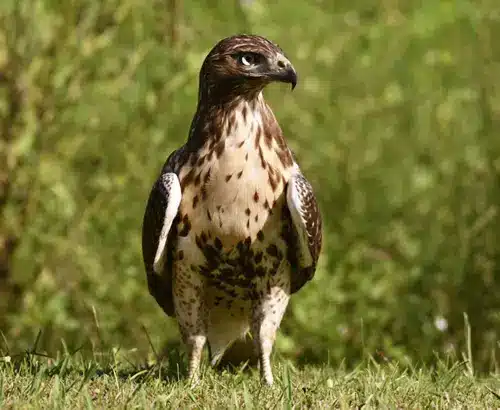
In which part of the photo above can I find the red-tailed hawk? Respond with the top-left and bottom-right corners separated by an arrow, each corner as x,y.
142,34 -> 322,385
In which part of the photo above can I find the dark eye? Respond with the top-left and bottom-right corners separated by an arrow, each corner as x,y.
238,53 -> 260,66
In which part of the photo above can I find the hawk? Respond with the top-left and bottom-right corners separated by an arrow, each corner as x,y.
142,34 -> 322,385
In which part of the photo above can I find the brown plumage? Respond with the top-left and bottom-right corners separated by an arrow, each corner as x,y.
142,34 -> 322,385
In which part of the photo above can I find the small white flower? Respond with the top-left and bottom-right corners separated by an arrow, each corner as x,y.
434,316 -> 448,332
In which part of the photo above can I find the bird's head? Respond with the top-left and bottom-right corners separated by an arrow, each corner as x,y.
198,34 -> 297,101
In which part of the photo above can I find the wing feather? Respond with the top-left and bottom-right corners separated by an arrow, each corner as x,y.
286,171 -> 322,293
142,154 -> 183,317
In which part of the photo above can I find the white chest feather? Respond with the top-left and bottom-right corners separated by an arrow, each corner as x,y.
179,100 -> 293,248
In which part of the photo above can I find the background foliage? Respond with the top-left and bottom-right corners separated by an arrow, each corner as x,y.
1,0 -> 499,371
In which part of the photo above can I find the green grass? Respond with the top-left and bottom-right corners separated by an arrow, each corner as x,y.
1,349 -> 500,409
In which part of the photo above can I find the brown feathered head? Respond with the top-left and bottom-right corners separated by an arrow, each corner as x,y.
198,35 -> 297,102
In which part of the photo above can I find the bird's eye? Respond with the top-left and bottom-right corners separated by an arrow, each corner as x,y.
239,53 -> 259,66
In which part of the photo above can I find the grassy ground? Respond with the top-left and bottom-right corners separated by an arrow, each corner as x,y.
1,348 -> 499,409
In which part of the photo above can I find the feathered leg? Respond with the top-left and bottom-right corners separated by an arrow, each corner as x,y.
251,286 -> 290,385
173,269 -> 207,384
186,334 -> 206,383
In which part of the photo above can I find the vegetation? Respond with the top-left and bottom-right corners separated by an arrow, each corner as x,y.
1,351 -> 500,408
1,0 -> 499,394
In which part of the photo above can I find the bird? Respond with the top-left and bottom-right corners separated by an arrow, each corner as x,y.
142,34 -> 322,386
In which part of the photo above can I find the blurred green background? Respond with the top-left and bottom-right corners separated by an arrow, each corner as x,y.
1,0 -> 499,371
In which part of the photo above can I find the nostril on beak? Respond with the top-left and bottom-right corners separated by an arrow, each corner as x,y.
277,60 -> 286,69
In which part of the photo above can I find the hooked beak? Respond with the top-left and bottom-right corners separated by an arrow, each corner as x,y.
269,55 -> 298,90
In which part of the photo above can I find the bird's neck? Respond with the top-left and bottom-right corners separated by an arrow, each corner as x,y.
187,93 -> 282,149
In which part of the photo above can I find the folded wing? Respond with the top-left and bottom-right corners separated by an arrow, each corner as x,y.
286,171 -> 322,293
142,169 -> 181,317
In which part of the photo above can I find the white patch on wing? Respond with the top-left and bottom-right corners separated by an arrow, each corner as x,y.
153,173 -> 182,275
286,173 -> 314,267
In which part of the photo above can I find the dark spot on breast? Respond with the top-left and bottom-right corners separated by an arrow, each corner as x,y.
215,141 -> 225,158
254,251 -> 263,264
201,231 -> 207,243
201,186 -> 207,200
246,220 -> 250,229
225,174 -> 232,182
264,130 -> 273,148
207,209 -> 212,221
245,153 -> 249,161
266,244 -> 279,258
197,155 -> 205,166
204,168 -> 211,184
245,208 -> 251,216
226,258 -> 238,267
201,245 -> 222,270
255,215 -> 259,222
180,169 -> 194,189
255,266 -> 266,277
264,200 -> 270,209
220,267 -> 232,278
190,154 -> 198,166
253,191 -> 259,202
208,137 -> 216,150
195,235 -> 203,249
257,230 -> 264,241
237,239 -> 252,258
178,250 -> 184,260
258,147 -> 266,169
242,104 -> 248,121
254,126 -> 262,148
214,237 -> 223,251
277,147 -> 294,168
194,173 -> 201,186
237,170 -> 243,179
238,140 -> 245,148
192,195 -> 199,209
